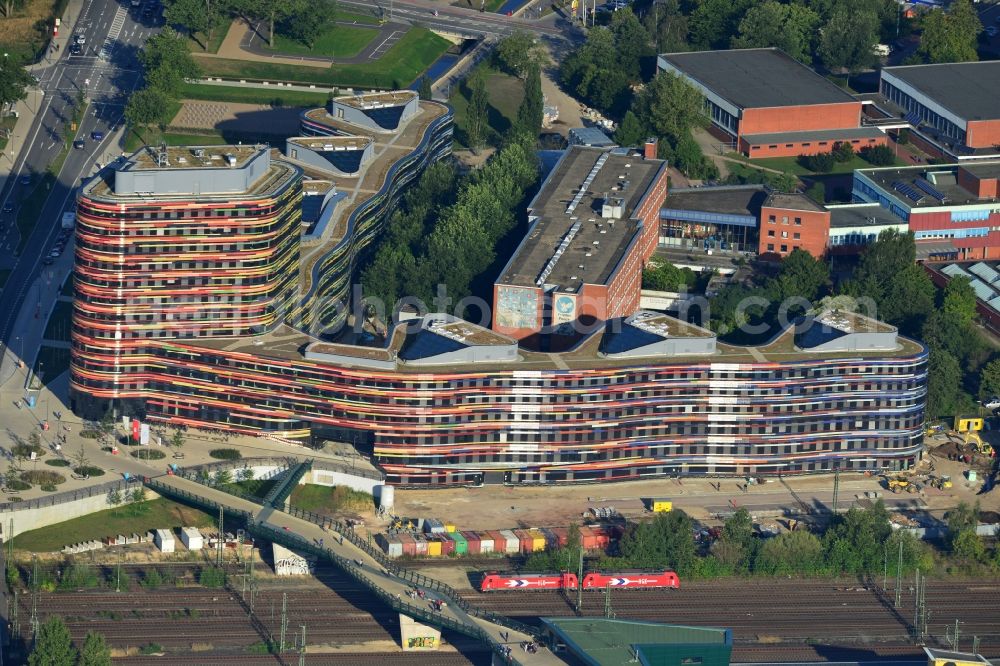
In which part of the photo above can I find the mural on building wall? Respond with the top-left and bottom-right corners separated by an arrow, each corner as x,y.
553,293 -> 577,335
496,286 -> 539,329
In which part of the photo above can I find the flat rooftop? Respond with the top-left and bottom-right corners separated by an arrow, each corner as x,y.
335,91 -> 417,110
827,203 -> 903,229
664,185 -> 767,217
499,146 -> 665,290
764,192 -> 826,213
857,163 -> 1000,208
882,62 -> 1000,122
287,136 -> 373,151
123,144 -> 260,170
659,48 -> 857,110
961,161 -> 1000,180
742,126 -> 885,145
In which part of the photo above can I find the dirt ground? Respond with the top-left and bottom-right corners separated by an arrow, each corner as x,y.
0,0 -> 57,53
539,48 -> 585,135
387,443 -> 1000,534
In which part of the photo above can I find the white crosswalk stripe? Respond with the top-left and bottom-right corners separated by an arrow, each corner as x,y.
99,6 -> 127,61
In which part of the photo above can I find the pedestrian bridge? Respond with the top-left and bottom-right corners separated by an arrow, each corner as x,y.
144,472 -> 564,666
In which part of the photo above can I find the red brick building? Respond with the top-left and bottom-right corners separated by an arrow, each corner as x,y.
758,193 -> 831,259
658,48 -> 888,158
493,145 -> 668,342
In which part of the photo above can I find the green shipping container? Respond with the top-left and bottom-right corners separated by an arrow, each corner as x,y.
451,530 -> 468,555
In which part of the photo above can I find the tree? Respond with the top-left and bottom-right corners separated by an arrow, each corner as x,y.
731,1 -> 819,64
78,631 -> 112,666
614,110 -> 645,148
129,487 -> 146,504
107,489 -> 123,506
953,529 -> 986,563
417,76 -> 432,101
754,530 -> 824,575
164,0 -> 212,49
832,141 -> 854,163
516,63 -> 544,138
495,30 -> 546,79
947,501 -> 979,547
559,14 -> 648,115
769,248 -> 830,303
688,0 -> 754,50
800,152 -> 835,173
140,28 -> 201,96
1,0 -> 26,18
670,131 -> 718,180
0,57 -> 34,111
942,276 -> 977,326
926,349 -> 963,418
845,229 -> 934,336
28,616 -> 77,666
822,502 -> 892,574
124,87 -> 171,133
279,0 -> 336,48
213,469 -> 233,486
465,71 -> 489,151
979,358 -> 1000,399
919,0 -> 981,64
642,0 -> 689,52
860,144 -> 895,166
236,466 -> 255,482
818,8 -> 879,76
170,429 -> 185,450
72,443 -> 90,472
618,510 -> 697,574
635,70 -> 707,145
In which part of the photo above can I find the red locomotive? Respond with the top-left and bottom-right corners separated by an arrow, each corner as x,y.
582,571 -> 680,590
480,572 -> 578,592
479,570 -> 678,592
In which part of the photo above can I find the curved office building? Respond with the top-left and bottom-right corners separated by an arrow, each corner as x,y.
69,95 -> 926,486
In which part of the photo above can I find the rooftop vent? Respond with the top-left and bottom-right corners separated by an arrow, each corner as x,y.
602,197 -> 624,219
192,148 -> 205,158
225,154 -> 237,167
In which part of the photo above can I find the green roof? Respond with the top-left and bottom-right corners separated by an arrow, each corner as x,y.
541,618 -> 731,666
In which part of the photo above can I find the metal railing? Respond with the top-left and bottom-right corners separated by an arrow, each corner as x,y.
262,460 -> 312,508
0,479 -> 143,513
144,477 -> 256,523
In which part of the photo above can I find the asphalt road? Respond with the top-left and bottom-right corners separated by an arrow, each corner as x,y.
0,0 -> 154,377
337,0 -> 570,39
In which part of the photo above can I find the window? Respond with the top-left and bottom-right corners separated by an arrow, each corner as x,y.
785,144 -> 793,148
793,232 -> 800,240
781,231 -> 788,238
803,142 -> 811,147
782,216 -> 789,225
768,230 -> 775,237
768,144 -> 777,149
767,243 -> 775,251
794,217 -> 801,225
781,244 -> 788,252
336,108 -> 345,119
819,141 -> 828,146
768,215 -> 776,224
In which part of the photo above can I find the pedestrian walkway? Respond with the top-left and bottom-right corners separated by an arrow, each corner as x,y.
148,473 -> 564,665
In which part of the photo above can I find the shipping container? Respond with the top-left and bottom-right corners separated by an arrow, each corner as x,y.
414,535 -> 428,556
540,527 -> 560,551
445,524 -> 456,533
550,527 -> 570,548
400,533 -> 417,557
651,499 -> 673,513
528,528 -> 547,553
499,530 -> 520,554
426,538 -> 442,557
487,531 -> 508,554
441,534 -> 456,556
512,530 -> 535,555
462,531 -> 481,555
477,531 -> 494,554
424,519 -> 446,535
452,531 -> 468,555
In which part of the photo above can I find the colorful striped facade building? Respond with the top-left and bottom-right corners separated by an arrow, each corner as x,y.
69,96 -> 927,486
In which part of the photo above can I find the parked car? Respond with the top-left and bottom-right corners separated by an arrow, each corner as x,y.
982,396 -> 1000,410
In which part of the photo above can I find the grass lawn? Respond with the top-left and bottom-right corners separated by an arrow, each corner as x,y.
221,478 -> 276,498
34,345 -> 71,380
193,27 -> 450,88
0,115 -> 16,152
452,0 -> 506,11
747,153 -> 904,176
124,129 -> 229,153
186,20 -> 229,54
179,81 -> 330,107
0,0 -> 70,62
289,483 -> 373,517
271,24 -> 379,59
0,269 -> 10,289
43,300 -> 74,342
11,498 -> 215,552
449,66 -> 524,149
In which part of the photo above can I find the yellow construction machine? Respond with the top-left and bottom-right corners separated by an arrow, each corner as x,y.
883,475 -> 914,493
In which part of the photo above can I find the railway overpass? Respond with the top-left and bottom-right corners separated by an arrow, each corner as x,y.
144,471 -> 562,666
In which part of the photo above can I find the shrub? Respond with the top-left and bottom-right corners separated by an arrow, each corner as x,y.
73,465 -> 105,477
860,144 -> 896,166
79,430 -> 100,439
198,566 -> 226,588
11,442 -> 45,459
209,448 -> 242,461
130,450 -> 166,460
5,479 -> 31,491
40,483 -> 57,492
59,564 -> 100,590
897,128 -> 909,144
20,470 -> 66,485
799,152 -> 835,173
139,643 -> 163,655
45,459 -> 70,467
831,141 -> 854,163
140,568 -> 163,589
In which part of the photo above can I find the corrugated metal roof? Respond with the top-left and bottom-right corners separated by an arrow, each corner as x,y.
941,263 -> 969,278
542,618 -> 730,666
968,262 -> 1000,283
969,278 -> 997,301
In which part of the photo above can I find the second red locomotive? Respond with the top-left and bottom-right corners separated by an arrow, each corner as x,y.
479,570 -> 679,592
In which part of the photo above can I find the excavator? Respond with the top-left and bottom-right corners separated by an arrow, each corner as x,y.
955,416 -> 995,457
883,474 -> 915,493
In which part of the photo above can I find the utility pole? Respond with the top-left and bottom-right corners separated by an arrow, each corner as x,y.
11,589 -> 19,639
894,539 -> 903,607
576,545 -> 583,613
604,582 -> 614,618
882,543 -> 888,592
280,592 -> 288,652
832,465 -> 840,514
29,556 -> 38,641
951,619 -> 960,651
216,505 -> 224,567
115,549 -> 123,592
972,635 -> 980,654
249,541 -> 256,612
298,625 -> 306,666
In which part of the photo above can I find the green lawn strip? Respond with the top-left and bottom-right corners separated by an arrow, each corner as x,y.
449,66 -> 524,148
451,0 -> 506,11
42,299 -> 74,342
0,269 -> 10,289
11,498 -> 215,552
289,483 -> 374,517
0,115 -> 15,152
186,23 -> 229,54
193,27 -> 450,88
34,345 -> 71,380
179,81 -> 329,107
747,153 -> 904,176
270,24 -> 379,59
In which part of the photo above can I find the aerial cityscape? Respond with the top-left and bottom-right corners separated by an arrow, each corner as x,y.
0,0 -> 999,664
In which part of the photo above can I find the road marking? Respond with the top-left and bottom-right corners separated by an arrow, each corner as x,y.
98,6 -> 127,61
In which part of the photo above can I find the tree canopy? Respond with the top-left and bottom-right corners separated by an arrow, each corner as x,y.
29,617 -> 76,666
0,55 -> 34,110
78,631 -> 112,666
731,1 -> 819,63
919,0 -> 981,63
495,30 -> 547,79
